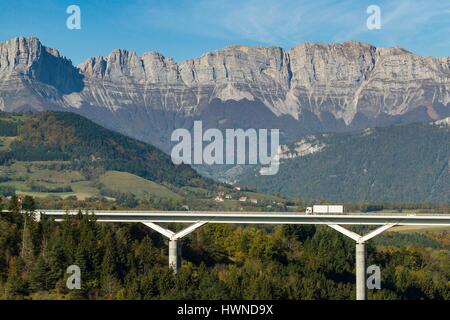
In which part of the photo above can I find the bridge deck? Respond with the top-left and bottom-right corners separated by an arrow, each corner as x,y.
35,210 -> 450,226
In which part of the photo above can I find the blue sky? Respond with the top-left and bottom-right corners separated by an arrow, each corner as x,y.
0,0 -> 448,65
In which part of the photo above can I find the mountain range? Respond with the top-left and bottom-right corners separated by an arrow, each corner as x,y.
0,36 -> 449,153
0,36 -> 449,203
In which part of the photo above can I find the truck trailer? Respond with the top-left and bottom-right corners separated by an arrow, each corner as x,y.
305,205 -> 344,214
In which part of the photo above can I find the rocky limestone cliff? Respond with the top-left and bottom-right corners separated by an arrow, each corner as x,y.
71,39 -> 450,122
0,37 -> 83,111
0,36 -> 449,150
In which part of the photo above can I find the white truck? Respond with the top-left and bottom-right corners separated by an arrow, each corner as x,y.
306,205 -> 344,215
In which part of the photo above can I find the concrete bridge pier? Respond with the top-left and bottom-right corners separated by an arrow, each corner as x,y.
355,242 -> 366,300
143,221 -> 207,274
169,239 -> 181,273
328,223 -> 396,300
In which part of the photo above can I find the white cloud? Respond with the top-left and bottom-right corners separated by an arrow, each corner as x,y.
142,0 -> 450,54
144,0 -> 362,46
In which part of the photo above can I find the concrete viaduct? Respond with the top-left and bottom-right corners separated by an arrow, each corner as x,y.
35,210 -> 450,300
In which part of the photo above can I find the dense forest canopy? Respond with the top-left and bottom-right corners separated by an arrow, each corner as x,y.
0,196 -> 448,300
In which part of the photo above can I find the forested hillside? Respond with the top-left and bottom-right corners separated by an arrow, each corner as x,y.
0,111 -> 208,187
0,196 -> 448,300
239,121 -> 450,203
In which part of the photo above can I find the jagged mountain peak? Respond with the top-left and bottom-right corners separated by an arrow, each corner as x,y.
0,36 -> 71,63
0,36 -> 83,110
3,35 -> 43,49
78,47 -> 180,83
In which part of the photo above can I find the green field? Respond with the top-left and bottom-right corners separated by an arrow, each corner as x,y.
0,161 -> 184,201
0,159 -> 299,211
98,171 -> 182,200
241,191 -> 285,202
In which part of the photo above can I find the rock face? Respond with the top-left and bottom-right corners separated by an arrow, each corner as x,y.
0,36 -> 449,151
0,37 -> 83,111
